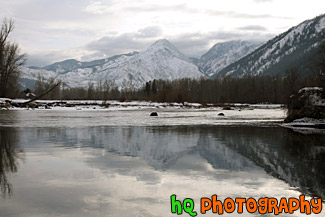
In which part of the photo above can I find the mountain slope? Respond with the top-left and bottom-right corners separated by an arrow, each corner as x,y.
20,39 -> 204,88
214,14 -> 325,78
39,52 -> 139,74
198,40 -> 258,77
88,39 -> 204,88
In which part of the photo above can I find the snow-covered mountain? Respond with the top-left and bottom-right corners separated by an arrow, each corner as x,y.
197,41 -> 258,77
214,14 -> 325,78
20,14 -> 325,89
39,52 -> 139,74
20,39 -> 204,89
20,68 -> 58,90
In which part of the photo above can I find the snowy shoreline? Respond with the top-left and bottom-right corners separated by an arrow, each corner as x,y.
282,118 -> 325,134
2,98 -> 325,134
0,98 -> 284,111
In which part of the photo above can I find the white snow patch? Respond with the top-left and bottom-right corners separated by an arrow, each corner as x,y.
298,87 -> 323,93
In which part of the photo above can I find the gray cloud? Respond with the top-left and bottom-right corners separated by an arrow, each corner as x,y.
204,10 -> 292,19
26,49 -> 80,67
26,26 -> 274,66
124,4 -> 187,13
6,0 -> 92,23
26,54 -> 52,67
138,26 -> 163,38
84,26 -> 164,60
124,4 -> 286,20
84,28 -> 273,61
205,10 -> 273,19
2,0 -> 298,67
169,31 -> 273,58
238,25 -> 267,31
85,34 -> 151,60
254,0 -> 273,2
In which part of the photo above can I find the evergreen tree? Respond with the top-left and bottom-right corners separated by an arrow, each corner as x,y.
151,79 -> 157,95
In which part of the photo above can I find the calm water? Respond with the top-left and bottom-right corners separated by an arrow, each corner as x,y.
0,110 -> 324,217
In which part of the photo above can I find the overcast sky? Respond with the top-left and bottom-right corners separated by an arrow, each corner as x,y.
1,0 -> 324,66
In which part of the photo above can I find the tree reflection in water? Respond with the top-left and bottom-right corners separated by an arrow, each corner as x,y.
0,127 -> 23,197
203,126 -> 325,199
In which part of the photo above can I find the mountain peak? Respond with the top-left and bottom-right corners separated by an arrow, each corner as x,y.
150,39 -> 178,51
152,39 -> 172,46
144,39 -> 192,63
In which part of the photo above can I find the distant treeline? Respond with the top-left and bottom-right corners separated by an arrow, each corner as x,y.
27,66 -> 323,104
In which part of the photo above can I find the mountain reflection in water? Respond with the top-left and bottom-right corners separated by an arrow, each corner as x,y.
3,125 -> 324,200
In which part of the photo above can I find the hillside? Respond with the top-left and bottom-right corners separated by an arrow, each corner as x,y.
198,40 -> 258,77
214,14 -> 325,78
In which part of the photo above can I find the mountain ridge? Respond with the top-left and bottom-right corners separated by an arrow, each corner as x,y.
214,14 -> 325,78
197,40 -> 259,77
21,39 -> 204,89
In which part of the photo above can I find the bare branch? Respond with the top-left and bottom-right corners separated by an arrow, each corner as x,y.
24,81 -> 61,104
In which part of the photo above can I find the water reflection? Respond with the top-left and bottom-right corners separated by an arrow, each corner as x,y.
0,127 -> 23,197
16,125 -> 325,199
207,127 -> 325,199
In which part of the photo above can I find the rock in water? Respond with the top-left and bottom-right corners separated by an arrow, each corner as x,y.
218,113 -> 225,116
285,87 -> 325,122
150,112 -> 158,116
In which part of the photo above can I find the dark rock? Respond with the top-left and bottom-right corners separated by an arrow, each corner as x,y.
285,87 -> 325,123
11,102 -> 21,107
150,112 -> 158,116
218,113 -> 225,116
222,107 -> 233,110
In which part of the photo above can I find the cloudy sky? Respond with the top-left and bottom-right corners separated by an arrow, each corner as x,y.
1,0 -> 324,66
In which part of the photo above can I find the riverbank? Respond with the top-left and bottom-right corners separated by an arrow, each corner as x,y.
0,98 -> 284,111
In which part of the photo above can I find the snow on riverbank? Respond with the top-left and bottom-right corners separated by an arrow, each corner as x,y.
0,98 -> 285,111
0,107 -> 286,128
2,99 -> 324,133
0,99 -> 290,128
